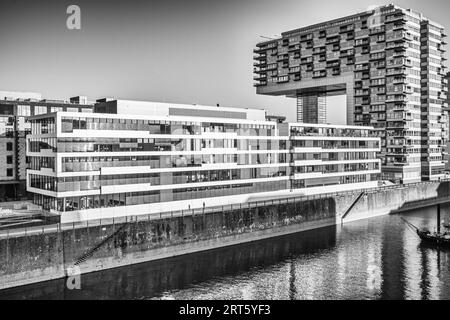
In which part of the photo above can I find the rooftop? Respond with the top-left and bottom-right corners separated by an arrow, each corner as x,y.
256,4 -> 444,46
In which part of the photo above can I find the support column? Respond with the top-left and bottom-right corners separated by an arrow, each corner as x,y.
296,93 -> 327,124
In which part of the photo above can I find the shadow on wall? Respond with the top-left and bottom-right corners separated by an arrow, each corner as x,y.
0,225 -> 337,300
392,180 -> 450,214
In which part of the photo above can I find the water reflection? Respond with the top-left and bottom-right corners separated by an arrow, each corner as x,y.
1,204 -> 450,300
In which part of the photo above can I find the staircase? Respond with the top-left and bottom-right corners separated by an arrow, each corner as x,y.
73,222 -> 129,266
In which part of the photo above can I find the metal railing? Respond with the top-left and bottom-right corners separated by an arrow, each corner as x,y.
2,179 -> 450,240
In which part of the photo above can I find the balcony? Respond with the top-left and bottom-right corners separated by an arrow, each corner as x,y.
340,50 -> 354,58
355,64 -> 369,71
386,41 -> 406,50
325,36 -> 340,45
326,61 -> 340,68
332,69 -> 341,76
370,26 -> 385,35
300,34 -> 313,42
300,58 -> 313,64
392,23 -> 406,31
386,96 -> 408,103
312,70 -> 326,78
385,14 -> 406,23
339,24 -> 354,34
355,90 -> 369,96
253,81 -> 267,87
253,74 -> 267,81
386,68 -> 406,76
276,76 -> 289,83
355,29 -> 369,39
369,53 -> 385,61
254,65 -> 267,72
253,61 -> 266,67
288,44 -> 301,52
392,77 -> 406,84
277,56 -> 289,63
404,33 -> 413,41
313,47 -> 326,55
253,53 -> 267,60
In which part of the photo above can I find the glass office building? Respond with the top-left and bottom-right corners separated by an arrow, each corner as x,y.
26,101 -> 380,223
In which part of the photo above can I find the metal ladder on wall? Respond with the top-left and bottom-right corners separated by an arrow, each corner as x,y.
72,221 -> 130,266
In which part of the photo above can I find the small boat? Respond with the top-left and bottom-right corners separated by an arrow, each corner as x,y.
416,229 -> 450,246
415,203 -> 450,247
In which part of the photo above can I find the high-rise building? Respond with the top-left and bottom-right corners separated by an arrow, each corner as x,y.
0,91 -> 94,201
27,100 -> 380,223
253,4 -> 448,183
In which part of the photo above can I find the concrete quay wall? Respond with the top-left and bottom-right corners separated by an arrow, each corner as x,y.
1,180 -> 450,290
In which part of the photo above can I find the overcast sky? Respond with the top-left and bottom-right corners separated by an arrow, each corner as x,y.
0,0 -> 448,122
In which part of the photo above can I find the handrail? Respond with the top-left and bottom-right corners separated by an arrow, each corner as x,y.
2,179 -> 450,239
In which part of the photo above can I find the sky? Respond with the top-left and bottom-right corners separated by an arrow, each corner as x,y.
0,0 -> 448,122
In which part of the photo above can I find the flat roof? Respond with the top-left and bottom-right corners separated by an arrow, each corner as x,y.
97,98 -> 266,112
29,111 -> 376,131
28,111 -> 277,126
256,4 -> 444,46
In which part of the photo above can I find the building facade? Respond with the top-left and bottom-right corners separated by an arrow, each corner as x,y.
0,91 -> 93,201
253,4 -> 448,183
26,100 -> 380,223
445,72 -> 450,171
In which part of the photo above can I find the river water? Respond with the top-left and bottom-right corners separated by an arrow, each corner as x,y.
2,205 -> 450,300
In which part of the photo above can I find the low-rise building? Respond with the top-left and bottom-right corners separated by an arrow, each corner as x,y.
26,100 -> 381,223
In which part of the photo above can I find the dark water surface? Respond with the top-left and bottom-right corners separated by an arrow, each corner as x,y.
2,205 -> 450,300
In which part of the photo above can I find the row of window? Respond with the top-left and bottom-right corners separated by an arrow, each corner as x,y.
59,117 -> 275,136
59,154 -> 288,172
30,150 -> 378,173
290,140 -> 379,149
34,180 -> 291,211
29,167 -> 289,192
289,126 -> 371,137
293,162 -> 379,174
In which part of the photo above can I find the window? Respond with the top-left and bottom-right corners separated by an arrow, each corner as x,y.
51,107 -> 63,113
6,168 -> 13,177
34,106 -> 47,115
17,105 -> 31,117
6,142 -> 12,151
6,156 -> 12,164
